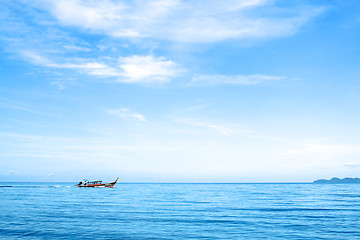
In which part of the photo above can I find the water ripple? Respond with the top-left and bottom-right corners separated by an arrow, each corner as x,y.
1,183 -> 360,239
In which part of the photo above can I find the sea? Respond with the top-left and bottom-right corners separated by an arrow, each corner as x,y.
0,183 -> 360,239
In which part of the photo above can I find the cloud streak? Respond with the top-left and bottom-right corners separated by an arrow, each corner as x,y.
108,108 -> 147,122
175,118 -> 249,137
117,55 -> 181,83
22,51 -> 181,83
46,0 -> 324,43
23,50 -> 285,86
1,1 -> 319,88
190,74 -> 285,86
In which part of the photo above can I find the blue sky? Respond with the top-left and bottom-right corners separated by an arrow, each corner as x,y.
1,0 -> 360,182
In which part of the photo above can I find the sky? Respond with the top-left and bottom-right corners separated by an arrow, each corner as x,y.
1,0 -> 360,182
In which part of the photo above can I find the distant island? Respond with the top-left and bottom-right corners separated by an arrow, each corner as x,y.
314,177 -> 360,184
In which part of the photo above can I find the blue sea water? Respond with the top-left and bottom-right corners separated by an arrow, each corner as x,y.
0,183 -> 360,239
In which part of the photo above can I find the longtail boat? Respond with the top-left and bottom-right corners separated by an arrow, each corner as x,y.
77,177 -> 119,188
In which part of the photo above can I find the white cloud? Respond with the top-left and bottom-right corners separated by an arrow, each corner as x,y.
185,105 -> 208,111
46,0 -> 323,43
50,0 -> 132,35
175,118 -> 248,137
117,55 -> 181,83
23,50 -> 283,86
190,74 -> 284,86
22,50 -> 119,76
63,44 -> 91,52
50,81 -> 65,90
23,50 -> 285,87
23,50 -> 285,86
108,108 -> 147,122
22,51 -> 181,83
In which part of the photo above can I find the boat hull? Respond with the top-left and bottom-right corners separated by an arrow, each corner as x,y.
77,178 -> 118,188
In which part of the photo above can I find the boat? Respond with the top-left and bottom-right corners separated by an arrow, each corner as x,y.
77,177 -> 119,188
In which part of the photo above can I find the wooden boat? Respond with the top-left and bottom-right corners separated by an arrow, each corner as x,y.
77,177 -> 119,188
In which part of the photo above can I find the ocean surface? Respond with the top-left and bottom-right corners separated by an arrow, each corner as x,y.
1,183 -> 360,239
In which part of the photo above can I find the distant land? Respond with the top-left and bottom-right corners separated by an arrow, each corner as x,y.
313,177 -> 360,184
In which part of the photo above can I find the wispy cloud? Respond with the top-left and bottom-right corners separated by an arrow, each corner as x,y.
46,0 -> 324,43
50,81 -> 65,90
63,44 -> 91,52
117,55 -> 181,83
190,74 -> 285,86
22,51 -> 181,83
23,50 -> 283,86
22,50 -> 120,77
184,105 -> 208,111
1,1 -> 319,88
175,118 -> 249,137
108,108 -> 147,122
